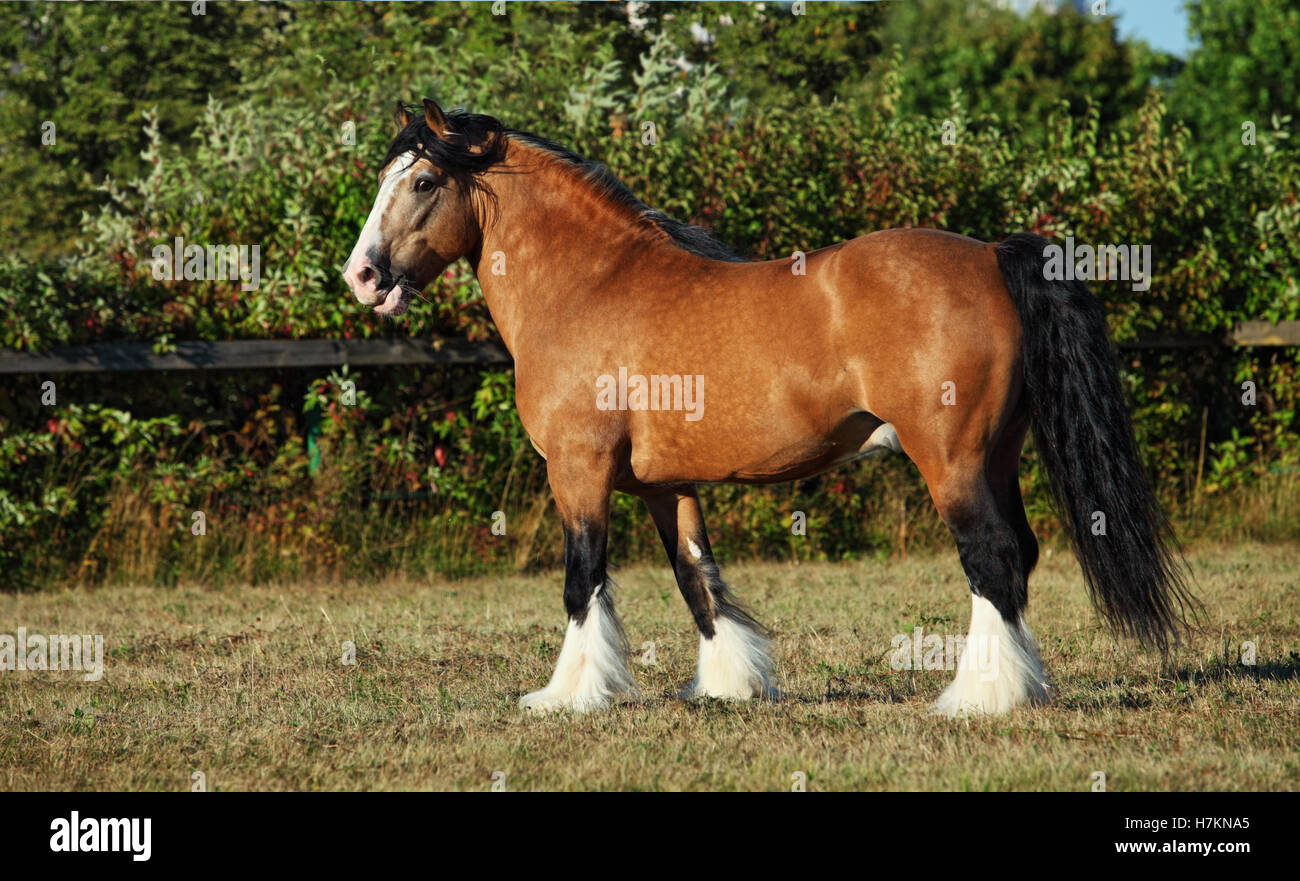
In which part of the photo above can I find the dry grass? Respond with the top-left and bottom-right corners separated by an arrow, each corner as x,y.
2,541 -> 1297,791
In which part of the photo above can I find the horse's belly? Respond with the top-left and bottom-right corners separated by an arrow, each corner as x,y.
628,410 -> 903,485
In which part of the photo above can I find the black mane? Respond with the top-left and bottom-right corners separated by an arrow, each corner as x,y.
383,103 -> 745,263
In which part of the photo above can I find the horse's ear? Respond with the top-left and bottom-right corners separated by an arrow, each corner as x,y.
423,98 -> 450,139
395,101 -> 416,131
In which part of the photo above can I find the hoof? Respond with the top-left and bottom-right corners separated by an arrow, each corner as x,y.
519,689 -> 610,713
679,680 -> 783,702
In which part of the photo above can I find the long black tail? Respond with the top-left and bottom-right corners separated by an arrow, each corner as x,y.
995,232 -> 1196,652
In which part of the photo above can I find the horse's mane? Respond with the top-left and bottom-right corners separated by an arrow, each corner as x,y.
382,104 -> 746,263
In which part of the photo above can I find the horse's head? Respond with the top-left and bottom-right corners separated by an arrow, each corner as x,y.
342,99 -> 506,316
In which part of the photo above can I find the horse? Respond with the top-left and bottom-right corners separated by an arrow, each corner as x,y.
341,98 -> 1195,715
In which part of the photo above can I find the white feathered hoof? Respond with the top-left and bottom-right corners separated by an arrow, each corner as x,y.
931,595 -> 1052,717
681,615 -> 781,702
520,588 -> 636,713
519,688 -> 615,714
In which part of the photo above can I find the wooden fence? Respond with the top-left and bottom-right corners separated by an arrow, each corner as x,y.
0,321 -> 1297,374
0,338 -> 511,373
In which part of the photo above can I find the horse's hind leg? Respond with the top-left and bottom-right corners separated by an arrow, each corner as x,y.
519,452 -> 636,712
988,411 -> 1039,581
642,486 -> 777,700
921,449 -> 1052,716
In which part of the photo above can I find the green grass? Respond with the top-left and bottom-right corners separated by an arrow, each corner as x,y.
1,541 -> 1297,791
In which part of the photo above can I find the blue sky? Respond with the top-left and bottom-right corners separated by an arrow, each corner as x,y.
1102,0 -> 1192,57
982,1 -> 1194,56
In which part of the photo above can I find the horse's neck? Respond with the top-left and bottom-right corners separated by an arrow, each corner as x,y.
471,150 -> 683,355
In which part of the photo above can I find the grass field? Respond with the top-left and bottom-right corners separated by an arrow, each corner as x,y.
2,541 -> 1297,791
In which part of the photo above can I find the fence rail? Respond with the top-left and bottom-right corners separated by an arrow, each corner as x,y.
0,321 -> 1297,374
0,338 -> 512,374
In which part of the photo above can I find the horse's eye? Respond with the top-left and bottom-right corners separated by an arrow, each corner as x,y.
415,178 -> 435,193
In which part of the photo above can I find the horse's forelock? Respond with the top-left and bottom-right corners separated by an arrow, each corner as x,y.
378,105 -> 508,179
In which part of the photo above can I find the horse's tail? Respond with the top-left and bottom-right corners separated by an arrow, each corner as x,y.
994,232 -> 1196,652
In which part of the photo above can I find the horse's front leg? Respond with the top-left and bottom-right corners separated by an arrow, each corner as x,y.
519,451 -> 636,712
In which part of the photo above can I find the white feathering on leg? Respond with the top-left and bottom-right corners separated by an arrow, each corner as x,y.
933,594 -> 1051,716
520,584 -> 636,712
686,614 -> 779,701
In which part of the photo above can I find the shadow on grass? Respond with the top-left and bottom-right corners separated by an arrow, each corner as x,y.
1174,650 -> 1300,685
1066,650 -> 1300,711
813,675 -> 917,704
1060,687 -> 1156,711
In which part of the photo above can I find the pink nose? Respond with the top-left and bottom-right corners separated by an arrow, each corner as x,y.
343,257 -> 382,302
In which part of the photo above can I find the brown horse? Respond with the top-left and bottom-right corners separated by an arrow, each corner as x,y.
342,99 -> 1194,715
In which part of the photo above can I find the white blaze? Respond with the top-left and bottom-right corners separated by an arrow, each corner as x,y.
343,151 -> 417,282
